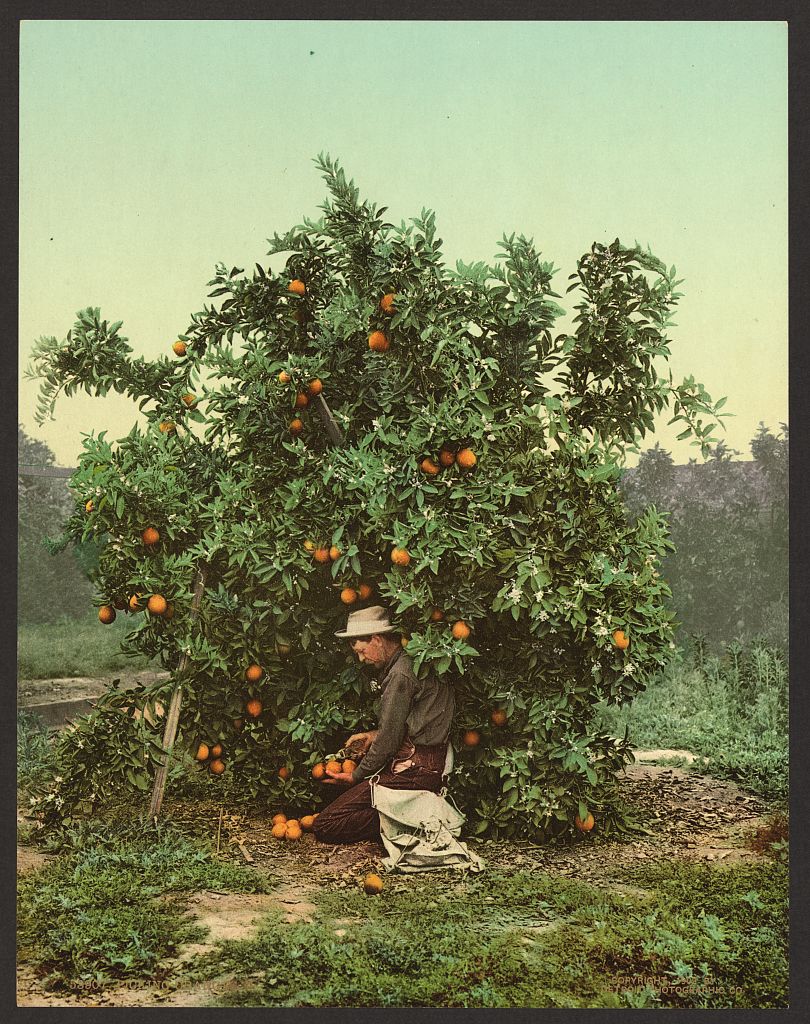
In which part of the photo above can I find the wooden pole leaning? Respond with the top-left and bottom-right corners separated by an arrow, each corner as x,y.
148,565 -> 207,821
312,393 -> 346,447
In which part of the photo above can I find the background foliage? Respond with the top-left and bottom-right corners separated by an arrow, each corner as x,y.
620,424 -> 788,652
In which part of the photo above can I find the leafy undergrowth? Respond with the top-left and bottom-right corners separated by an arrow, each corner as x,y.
596,639 -> 788,802
17,820 -> 270,993
193,860 -> 788,1009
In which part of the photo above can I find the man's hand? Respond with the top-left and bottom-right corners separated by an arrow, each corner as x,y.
345,731 -> 377,755
321,771 -> 355,786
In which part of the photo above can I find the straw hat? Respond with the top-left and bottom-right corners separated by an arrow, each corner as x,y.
334,605 -> 396,638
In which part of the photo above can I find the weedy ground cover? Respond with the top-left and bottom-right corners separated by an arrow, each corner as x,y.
596,639 -> 787,802
18,612 -> 154,679
190,859 -> 787,1008
16,820 -> 270,993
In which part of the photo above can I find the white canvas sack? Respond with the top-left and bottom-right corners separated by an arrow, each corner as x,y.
369,745 -> 485,874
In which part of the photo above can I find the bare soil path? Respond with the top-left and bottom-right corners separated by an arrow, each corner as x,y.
16,755 -> 781,1008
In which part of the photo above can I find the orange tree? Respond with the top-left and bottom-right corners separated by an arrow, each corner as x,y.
26,154 -> 727,837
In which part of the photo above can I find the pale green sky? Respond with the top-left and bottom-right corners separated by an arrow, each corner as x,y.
19,20 -> 787,466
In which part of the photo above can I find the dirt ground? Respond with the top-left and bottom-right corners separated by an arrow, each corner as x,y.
18,670 -> 168,707
16,755 -> 779,1008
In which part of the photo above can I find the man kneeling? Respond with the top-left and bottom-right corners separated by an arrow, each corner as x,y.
313,605 -> 455,845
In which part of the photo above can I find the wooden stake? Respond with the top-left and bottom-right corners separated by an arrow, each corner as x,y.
312,393 -> 345,447
147,565 -> 207,821
216,804 -> 224,856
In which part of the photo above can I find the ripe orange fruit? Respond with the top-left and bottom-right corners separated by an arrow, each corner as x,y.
142,526 -> 160,546
439,448 -> 455,467
245,698 -> 262,718
379,292 -> 396,315
420,458 -> 440,476
288,279 -> 306,296
271,822 -> 287,839
272,813 -> 288,825
325,760 -> 343,776
358,583 -> 373,600
285,823 -> 302,841
491,709 -> 508,727
314,547 -> 331,563
286,818 -> 299,830
147,594 -> 168,616
575,813 -> 595,832
364,873 -> 384,895
463,729 -> 481,748
159,421 -> 176,433
391,547 -> 411,567
329,545 -> 342,561
290,418 -> 303,435
245,664 -> 263,682
98,605 -> 116,625
312,763 -> 326,779
340,588 -> 359,605
210,743 -> 223,759
342,759 -> 357,775
401,636 -> 410,648
613,630 -> 630,650
182,392 -> 196,407
85,499 -> 95,513
164,602 -> 175,620
195,743 -> 209,761
429,608 -> 444,622
294,392 -> 309,409
172,340 -> 187,356
452,620 -> 471,641
129,594 -> 143,612
307,378 -> 323,396
279,370 -> 291,384
209,759 -> 225,775
368,330 -> 389,352
457,448 -> 477,469
300,814 -> 316,831
278,766 -> 290,780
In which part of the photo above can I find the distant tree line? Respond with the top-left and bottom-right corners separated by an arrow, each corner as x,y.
620,423 -> 788,652
18,425 -> 101,625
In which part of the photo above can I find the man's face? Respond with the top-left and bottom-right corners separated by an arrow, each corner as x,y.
349,634 -> 388,667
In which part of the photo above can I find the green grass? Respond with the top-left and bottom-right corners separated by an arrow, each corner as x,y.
595,639 -> 788,802
192,860 -> 787,1008
17,819 -> 271,993
18,612 -> 155,679
17,711 -> 59,797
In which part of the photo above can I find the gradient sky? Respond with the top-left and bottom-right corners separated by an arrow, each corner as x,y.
19,20 -> 787,467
